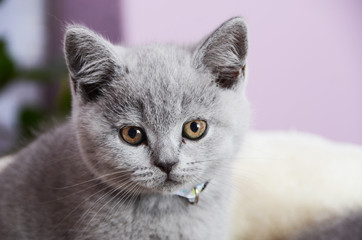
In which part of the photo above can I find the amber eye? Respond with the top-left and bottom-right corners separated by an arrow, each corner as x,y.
120,126 -> 145,146
182,120 -> 207,140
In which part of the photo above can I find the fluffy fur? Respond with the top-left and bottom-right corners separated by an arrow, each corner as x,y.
0,17 -> 249,239
230,131 -> 362,240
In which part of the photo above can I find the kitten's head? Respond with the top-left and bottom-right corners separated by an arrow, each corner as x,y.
64,17 -> 249,193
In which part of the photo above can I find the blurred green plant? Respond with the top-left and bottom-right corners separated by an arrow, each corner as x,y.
0,39 -> 15,89
0,36 -> 71,150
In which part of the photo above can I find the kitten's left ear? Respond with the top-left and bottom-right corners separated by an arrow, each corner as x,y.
193,17 -> 248,89
64,25 -> 121,102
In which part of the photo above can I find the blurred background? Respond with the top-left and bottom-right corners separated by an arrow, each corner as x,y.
0,0 -> 361,156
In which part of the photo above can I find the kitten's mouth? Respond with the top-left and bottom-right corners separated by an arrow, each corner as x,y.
154,175 -> 183,192
165,176 -> 180,184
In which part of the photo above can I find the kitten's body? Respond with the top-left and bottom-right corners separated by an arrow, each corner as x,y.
0,18 -> 249,239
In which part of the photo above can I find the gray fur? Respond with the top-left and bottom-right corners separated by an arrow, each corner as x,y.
0,17 -> 249,239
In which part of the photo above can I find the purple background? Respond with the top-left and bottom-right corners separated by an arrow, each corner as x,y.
120,0 -> 362,144
0,0 -> 361,146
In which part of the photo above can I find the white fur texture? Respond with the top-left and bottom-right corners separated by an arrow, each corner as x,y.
230,131 -> 362,240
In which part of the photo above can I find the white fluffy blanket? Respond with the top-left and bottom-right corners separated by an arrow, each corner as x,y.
230,131 -> 362,240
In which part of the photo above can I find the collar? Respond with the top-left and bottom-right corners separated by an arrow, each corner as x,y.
174,182 -> 208,204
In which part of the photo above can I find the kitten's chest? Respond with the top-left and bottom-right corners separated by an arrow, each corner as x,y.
83,194 -> 227,240
130,203 -> 222,240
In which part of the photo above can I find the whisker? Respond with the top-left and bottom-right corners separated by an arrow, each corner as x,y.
40,173 -> 130,205
53,169 -> 133,190
109,184 -> 141,224
80,182 -> 141,236
55,174 -> 130,229
75,179 -> 135,235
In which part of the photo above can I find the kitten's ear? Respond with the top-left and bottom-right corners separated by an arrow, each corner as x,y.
64,25 -> 120,102
193,17 -> 248,89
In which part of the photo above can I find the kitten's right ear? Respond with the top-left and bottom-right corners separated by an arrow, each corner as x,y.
193,17 -> 248,89
64,25 -> 120,102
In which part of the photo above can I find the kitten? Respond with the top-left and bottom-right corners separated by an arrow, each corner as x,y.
0,17 -> 249,239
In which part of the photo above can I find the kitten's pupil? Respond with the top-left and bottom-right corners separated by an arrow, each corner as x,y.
190,122 -> 200,133
128,128 -> 137,139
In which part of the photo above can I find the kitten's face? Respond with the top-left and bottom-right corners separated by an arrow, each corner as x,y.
65,18 -> 249,193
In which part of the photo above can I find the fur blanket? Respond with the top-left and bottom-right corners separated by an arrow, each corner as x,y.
230,131 -> 362,240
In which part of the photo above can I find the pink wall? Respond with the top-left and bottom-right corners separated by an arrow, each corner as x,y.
120,0 -> 362,145
46,0 -> 122,59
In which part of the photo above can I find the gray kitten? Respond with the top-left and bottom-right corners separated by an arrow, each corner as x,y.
0,17 -> 249,240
